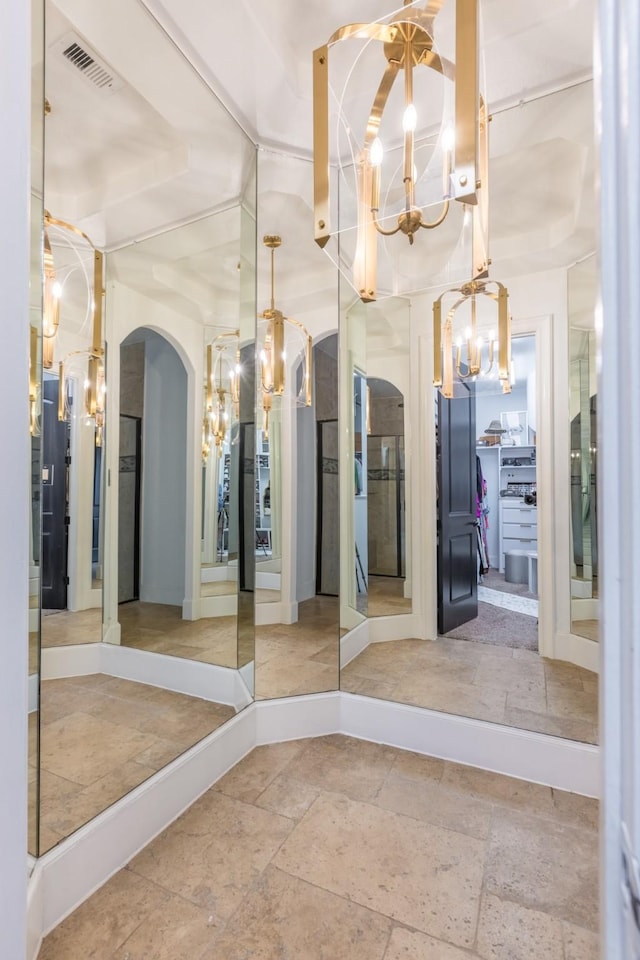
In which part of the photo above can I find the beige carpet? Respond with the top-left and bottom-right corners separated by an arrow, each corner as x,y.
444,601 -> 538,651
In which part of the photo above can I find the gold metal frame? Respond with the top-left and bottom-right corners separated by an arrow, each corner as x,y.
43,212 -> 105,442
433,278 -> 510,399
313,0 -> 486,300
259,236 -> 313,436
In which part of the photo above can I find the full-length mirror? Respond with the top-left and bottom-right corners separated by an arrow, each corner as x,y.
253,150 -> 340,700
340,83 -> 598,746
569,254 -> 599,642
35,0 -> 256,856
28,0 -> 45,860
341,297 -> 412,627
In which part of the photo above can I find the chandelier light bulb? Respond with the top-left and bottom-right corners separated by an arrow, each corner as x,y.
403,103 -> 417,133
370,137 -> 384,167
441,124 -> 455,153
52,280 -> 62,299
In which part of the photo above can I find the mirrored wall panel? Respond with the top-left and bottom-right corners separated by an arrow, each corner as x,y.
253,150 -> 340,700
34,0 -> 256,856
28,0 -> 45,860
569,254 -> 599,643
340,296 -> 412,628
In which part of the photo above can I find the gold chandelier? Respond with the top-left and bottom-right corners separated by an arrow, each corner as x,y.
202,331 -> 240,462
433,278 -> 511,399
313,0 -> 488,302
43,212 -> 105,445
259,236 -> 312,438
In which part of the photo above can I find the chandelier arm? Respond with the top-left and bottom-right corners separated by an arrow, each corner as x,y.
44,211 -> 97,251
419,199 -> 451,229
371,216 -> 403,237
327,22 -> 397,47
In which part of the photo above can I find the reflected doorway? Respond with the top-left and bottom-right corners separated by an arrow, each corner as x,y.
436,334 -> 539,653
118,415 -> 141,604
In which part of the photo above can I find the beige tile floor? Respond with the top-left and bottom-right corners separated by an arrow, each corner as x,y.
357,574 -> 413,617
256,596 -> 340,699
41,607 -> 103,646
120,602 -> 238,668
35,674 -> 234,855
342,637 -> 598,744
38,734 -> 599,960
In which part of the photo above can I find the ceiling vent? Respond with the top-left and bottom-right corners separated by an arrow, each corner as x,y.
52,32 -> 124,94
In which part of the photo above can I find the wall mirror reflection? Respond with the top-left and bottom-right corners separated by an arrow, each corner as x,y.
340,296 -> 412,628
28,0 -> 45,860
34,0 -> 256,856
252,150 -> 340,700
340,76 -> 598,747
568,254 -> 599,642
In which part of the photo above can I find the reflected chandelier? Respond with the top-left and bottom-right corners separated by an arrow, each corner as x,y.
259,236 -> 312,438
203,331 -> 240,462
313,0 -> 488,302
43,212 -> 106,445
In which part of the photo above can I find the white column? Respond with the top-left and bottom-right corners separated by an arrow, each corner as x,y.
598,0 -> 640,956
0,0 -> 30,954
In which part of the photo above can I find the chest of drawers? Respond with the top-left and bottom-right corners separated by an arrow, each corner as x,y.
499,500 -> 537,571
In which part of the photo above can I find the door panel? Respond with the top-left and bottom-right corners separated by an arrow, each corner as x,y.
317,419 -> 340,596
118,415 -> 141,603
437,387 -> 478,634
41,379 -> 68,610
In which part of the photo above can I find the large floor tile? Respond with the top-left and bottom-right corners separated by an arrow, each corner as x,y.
274,792 -> 485,948
384,926 -> 481,960
374,770 -> 494,840
38,869 -> 169,959
201,865 -> 391,960
128,792 -> 294,922
112,892 -> 220,960
287,734 -> 397,801
213,741 -> 305,803
484,808 -> 599,931
476,892 -> 564,960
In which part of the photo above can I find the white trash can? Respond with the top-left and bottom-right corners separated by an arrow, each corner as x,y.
504,549 -> 529,584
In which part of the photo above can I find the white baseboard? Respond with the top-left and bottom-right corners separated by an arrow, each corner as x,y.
255,601 -> 297,625
555,631 -> 599,674
256,571 -> 281,590
41,643 -> 102,680
193,593 -> 238,619
571,597 -> 599,620
340,620 -> 369,667
369,613 -> 421,643
28,673 -> 39,713
27,690 -> 600,958
201,565 -> 238,584
339,693 -> 600,797
101,644 -> 250,711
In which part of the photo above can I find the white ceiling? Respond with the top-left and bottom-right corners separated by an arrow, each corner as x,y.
41,0 -> 598,341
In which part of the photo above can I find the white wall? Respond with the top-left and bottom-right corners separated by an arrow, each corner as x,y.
140,333 -> 188,606
0,0 -> 30,954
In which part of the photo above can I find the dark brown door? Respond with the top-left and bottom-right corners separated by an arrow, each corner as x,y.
41,378 -> 69,610
437,386 -> 478,634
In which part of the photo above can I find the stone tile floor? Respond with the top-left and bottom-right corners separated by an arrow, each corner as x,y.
38,734 -> 599,960
34,674 -> 234,855
341,637 -> 598,744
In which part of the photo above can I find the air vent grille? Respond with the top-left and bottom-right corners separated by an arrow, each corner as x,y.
62,41 -> 114,88
53,33 -> 124,94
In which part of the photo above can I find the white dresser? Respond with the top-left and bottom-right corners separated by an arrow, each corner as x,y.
499,500 -> 537,572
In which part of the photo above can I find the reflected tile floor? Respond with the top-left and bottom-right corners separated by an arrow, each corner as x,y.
41,607 -> 103,647
256,596 -> 340,699
38,735 -> 599,960
37,674 -> 234,854
342,637 -> 598,744
357,575 -> 413,617
120,602 -> 238,668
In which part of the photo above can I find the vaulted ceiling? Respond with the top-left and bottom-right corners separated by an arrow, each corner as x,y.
41,0 -> 597,328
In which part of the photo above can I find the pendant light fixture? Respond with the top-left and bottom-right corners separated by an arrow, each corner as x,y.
313,0 -> 488,302
258,235 -> 312,438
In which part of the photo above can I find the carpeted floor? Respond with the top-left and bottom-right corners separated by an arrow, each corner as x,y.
444,601 -> 539,651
